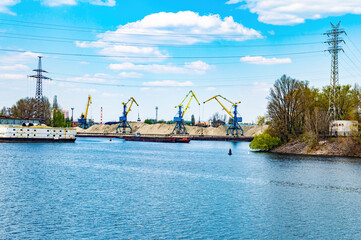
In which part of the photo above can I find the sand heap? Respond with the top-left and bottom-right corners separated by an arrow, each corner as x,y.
77,122 -> 267,137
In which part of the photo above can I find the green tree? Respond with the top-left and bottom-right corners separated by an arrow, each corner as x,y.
51,110 -> 66,127
249,133 -> 281,151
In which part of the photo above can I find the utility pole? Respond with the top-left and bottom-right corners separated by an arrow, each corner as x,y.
324,21 -> 346,120
71,108 -> 74,122
155,106 -> 158,122
28,56 -> 51,119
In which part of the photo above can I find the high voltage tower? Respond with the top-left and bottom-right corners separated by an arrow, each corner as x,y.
28,56 -> 51,119
324,21 -> 346,120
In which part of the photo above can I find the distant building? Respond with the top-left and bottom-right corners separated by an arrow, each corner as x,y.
330,120 -> 358,137
61,110 -> 69,119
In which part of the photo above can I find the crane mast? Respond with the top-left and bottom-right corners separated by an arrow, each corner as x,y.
116,97 -> 139,133
203,95 -> 243,136
78,95 -> 92,129
172,90 -> 200,135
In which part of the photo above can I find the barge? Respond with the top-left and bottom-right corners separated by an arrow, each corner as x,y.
0,116 -> 76,143
123,135 -> 190,143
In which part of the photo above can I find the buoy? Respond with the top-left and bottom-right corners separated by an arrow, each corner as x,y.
228,148 -> 232,155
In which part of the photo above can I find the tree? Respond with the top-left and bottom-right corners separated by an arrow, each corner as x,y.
10,97 -> 51,124
267,75 -> 308,142
249,133 -> 281,151
256,116 -> 266,126
191,114 -> 195,126
209,112 -> 227,127
51,110 -> 67,127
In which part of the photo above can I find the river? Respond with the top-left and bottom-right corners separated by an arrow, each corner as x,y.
1,138 -> 360,239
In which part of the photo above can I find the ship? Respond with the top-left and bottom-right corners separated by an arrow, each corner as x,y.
123,135 -> 190,143
0,116 -> 76,143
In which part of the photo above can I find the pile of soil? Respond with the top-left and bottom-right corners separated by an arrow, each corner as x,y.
76,122 -> 267,137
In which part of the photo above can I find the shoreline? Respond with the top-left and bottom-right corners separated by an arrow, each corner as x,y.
270,137 -> 361,158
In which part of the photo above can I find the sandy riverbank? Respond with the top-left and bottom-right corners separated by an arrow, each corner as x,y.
76,122 -> 267,137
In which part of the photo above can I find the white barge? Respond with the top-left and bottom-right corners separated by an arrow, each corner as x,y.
0,116 -> 76,143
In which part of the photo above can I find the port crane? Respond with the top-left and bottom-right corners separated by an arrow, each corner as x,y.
116,97 -> 139,133
172,90 -> 200,135
203,95 -> 244,136
78,95 -> 92,129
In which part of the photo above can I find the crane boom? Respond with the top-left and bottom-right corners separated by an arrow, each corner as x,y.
175,90 -> 200,117
203,95 -> 239,118
84,95 -> 92,119
123,97 -> 139,117
203,94 -> 243,136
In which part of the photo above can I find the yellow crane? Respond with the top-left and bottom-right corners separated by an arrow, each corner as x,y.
203,95 -> 243,136
78,95 -> 92,129
116,97 -> 139,133
172,90 -> 200,134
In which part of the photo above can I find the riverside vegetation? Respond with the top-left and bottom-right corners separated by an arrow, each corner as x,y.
250,75 -> 361,155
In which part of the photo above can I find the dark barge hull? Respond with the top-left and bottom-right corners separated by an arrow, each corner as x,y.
0,138 -> 76,143
124,136 -> 190,143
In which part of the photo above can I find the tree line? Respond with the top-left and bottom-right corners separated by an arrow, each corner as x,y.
0,97 -> 71,127
251,75 -> 361,150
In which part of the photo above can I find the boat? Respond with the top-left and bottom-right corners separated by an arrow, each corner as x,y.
0,116 -> 76,143
123,135 -> 190,143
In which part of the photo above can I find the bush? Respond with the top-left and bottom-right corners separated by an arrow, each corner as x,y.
144,119 -> 154,124
249,133 -> 281,151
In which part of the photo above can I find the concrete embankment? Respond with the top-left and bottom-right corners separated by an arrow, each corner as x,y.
271,137 -> 361,158
76,123 -> 267,141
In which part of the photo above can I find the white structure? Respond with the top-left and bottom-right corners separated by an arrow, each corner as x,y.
330,120 -> 358,137
0,125 -> 76,142
61,110 -> 70,119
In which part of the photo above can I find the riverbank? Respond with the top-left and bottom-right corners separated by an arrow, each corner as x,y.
271,137 -> 361,157
76,123 -> 267,137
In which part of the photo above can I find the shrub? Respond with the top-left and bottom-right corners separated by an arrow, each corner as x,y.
249,133 -> 281,151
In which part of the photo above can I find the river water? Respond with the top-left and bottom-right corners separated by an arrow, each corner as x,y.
0,138 -> 360,239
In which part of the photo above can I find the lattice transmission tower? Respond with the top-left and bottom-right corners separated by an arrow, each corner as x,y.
28,56 -> 52,118
324,21 -> 346,120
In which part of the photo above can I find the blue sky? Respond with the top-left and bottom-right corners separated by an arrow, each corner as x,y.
0,0 -> 361,123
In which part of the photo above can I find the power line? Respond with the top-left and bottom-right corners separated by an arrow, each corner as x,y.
0,32 -> 324,48
0,18 -> 322,38
0,47 -> 324,59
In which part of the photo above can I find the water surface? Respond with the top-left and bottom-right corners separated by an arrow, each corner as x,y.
1,138 -> 361,239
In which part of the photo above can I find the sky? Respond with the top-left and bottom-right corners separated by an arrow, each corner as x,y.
0,0 -> 361,123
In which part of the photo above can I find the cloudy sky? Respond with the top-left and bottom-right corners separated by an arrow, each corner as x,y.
0,0 -> 361,122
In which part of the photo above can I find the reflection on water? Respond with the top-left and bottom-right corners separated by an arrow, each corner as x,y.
0,138 -> 361,239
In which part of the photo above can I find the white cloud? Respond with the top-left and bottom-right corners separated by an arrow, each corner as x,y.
118,72 -> 143,78
240,56 -> 291,65
227,0 -> 361,25
0,64 -> 29,71
89,0 -> 115,6
142,80 -> 194,87
0,0 -> 20,15
0,73 -> 25,80
94,11 -> 261,45
75,11 -> 261,62
76,41 -> 168,61
41,0 -> 77,6
109,61 -> 211,74
253,82 -> 273,92
207,87 -> 217,91
41,0 -> 115,6
0,51 -> 41,64
101,92 -> 121,97
67,73 -> 111,83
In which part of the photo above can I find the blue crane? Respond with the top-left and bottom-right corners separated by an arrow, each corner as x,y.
78,95 -> 92,129
203,95 -> 243,136
116,97 -> 139,133
172,90 -> 200,135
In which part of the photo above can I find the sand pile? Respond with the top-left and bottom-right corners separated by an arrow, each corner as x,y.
77,122 -> 267,137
